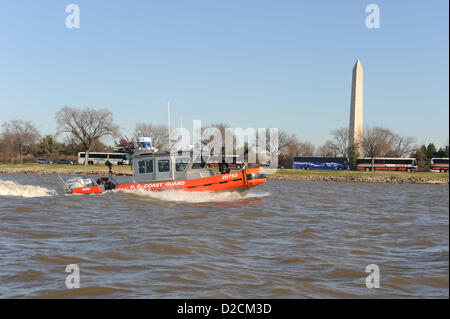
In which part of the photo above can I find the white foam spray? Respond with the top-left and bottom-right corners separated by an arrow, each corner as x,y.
0,180 -> 56,198
114,188 -> 270,203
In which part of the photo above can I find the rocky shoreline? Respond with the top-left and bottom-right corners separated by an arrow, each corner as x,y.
267,174 -> 448,185
0,167 -> 448,185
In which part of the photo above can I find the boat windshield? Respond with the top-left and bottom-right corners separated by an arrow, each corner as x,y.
176,158 -> 190,171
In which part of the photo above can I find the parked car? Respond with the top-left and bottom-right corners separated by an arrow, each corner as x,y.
264,163 -> 285,169
55,159 -> 74,165
36,158 -> 53,164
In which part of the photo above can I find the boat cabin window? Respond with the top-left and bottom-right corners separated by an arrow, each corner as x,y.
138,159 -> 154,174
176,158 -> 190,171
192,162 -> 205,169
191,155 -> 207,169
158,159 -> 170,172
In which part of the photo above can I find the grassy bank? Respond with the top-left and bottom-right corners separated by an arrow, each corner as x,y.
269,169 -> 448,184
0,163 -> 132,176
0,164 -> 448,184
273,168 -> 447,180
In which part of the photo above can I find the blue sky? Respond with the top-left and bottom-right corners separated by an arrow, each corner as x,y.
0,0 -> 448,147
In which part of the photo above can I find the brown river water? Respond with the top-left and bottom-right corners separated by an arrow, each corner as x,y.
0,174 -> 448,298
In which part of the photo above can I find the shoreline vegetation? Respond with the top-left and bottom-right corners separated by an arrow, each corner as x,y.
0,164 -> 448,185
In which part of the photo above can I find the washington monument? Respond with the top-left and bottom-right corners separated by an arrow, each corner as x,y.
349,59 -> 363,155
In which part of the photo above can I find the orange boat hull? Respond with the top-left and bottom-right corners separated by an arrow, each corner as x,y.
71,168 -> 266,195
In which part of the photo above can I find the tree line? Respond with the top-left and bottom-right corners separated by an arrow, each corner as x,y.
0,106 -> 169,165
0,119 -> 114,164
0,106 -> 448,170
413,143 -> 449,171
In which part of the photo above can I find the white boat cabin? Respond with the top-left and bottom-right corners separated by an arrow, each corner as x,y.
132,137 -> 214,183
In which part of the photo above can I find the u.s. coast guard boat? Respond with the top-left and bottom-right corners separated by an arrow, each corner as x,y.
62,137 -> 266,196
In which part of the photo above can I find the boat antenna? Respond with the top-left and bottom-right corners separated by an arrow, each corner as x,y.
168,99 -> 171,152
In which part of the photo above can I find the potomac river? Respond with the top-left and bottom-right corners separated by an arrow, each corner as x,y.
0,174 -> 448,298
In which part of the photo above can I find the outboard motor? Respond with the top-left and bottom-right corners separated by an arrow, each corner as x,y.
98,160 -> 118,190
219,145 -> 230,174
219,163 -> 230,174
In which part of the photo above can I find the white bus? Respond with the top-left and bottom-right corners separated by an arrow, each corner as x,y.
357,157 -> 418,172
78,152 -> 131,165
430,158 -> 449,172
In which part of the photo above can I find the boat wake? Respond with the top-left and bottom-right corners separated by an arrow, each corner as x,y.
114,188 -> 271,203
0,180 -> 56,198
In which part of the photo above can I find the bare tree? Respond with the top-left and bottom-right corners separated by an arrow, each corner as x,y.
208,122 -> 229,140
297,141 -> 316,156
414,145 -> 429,171
262,129 -> 298,166
362,126 -> 396,171
387,134 -> 416,158
273,130 -> 297,155
329,127 -> 350,157
259,129 -> 296,157
363,126 -> 416,170
1,120 -> 40,164
133,123 -> 169,150
277,135 -> 301,168
316,140 -> 335,157
56,106 -> 119,165
0,130 -> 14,162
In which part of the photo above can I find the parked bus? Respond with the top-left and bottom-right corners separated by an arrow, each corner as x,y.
78,152 -> 131,165
207,155 -> 244,169
430,158 -> 449,172
357,158 -> 418,172
292,156 -> 349,170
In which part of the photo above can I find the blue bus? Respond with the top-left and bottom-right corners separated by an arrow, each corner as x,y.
293,156 -> 349,170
